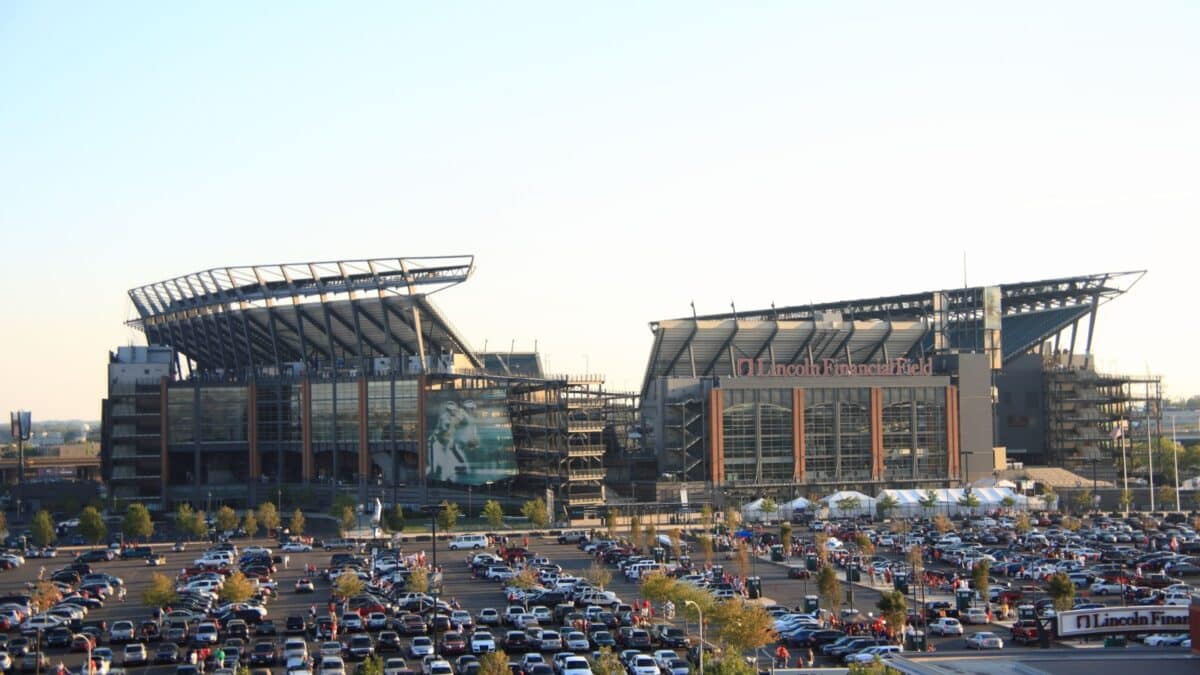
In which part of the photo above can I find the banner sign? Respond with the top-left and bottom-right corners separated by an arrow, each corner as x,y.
1056,606 -> 1189,636
735,358 -> 933,378
425,388 -> 516,485
10,411 -> 31,441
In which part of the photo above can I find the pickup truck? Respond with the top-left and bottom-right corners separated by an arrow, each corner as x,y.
1010,620 -> 1039,646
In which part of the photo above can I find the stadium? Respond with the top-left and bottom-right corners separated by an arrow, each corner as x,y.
101,259 -> 1159,516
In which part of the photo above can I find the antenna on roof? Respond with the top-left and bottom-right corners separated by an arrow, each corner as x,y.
690,300 -> 697,320
730,300 -> 737,319
963,251 -> 968,288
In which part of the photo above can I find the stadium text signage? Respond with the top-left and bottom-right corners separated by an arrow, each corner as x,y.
736,358 -> 933,378
1056,607 -> 1190,637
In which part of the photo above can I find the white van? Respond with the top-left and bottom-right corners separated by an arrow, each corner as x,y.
449,535 -> 488,551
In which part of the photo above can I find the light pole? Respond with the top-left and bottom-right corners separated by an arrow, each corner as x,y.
467,485 -> 473,521
684,600 -> 703,675
421,504 -> 443,655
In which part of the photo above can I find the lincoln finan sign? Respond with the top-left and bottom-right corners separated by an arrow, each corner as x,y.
735,358 -> 933,378
1056,606 -> 1189,637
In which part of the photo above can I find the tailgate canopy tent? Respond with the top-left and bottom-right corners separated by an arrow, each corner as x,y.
875,487 -> 1028,516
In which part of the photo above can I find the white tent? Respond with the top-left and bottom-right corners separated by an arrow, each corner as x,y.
741,498 -> 782,523
784,496 -> 812,515
821,490 -> 876,518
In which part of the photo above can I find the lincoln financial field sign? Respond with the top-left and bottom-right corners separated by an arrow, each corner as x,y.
736,357 -> 934,378
1056,606 -> 1190,637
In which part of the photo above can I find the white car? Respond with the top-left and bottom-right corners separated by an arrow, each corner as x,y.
1143,633 -> 1187,647
564,631 -> 590,651
1089,581 -> 1125,595
21,614 -> 64,635
122,643 -> 148,666
318,656 -> 346,675
470,631 -> 496,654
425,660 -> 452,675
928,618 -> 963,636
653,650 -> 678,670
448,535 -> 487,550
845,645 -> 902,664
408,637 -> 434,658
627,655 -> 661,675
962,608 -> 988,625
382,658 -> 409,675
319,642 -> 343,661
560,657 -> 592,675
965,632 -> 1004,650
281,542 -> 313,552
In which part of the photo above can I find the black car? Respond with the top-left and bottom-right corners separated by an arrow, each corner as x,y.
502,631 -> 530,653
285,616 -> 307,635
346,635 -> 374,661
255,620 -> 277,637
589,631 -> 615,649
44,628 -> 73,649
653,625 -> 689,648
249,642 -> 276,666
120,546 -> 154,560
75,550 -> 111,564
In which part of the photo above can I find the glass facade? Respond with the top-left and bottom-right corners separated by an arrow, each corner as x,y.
721,384 -> 951,485
720,389 -> 793,482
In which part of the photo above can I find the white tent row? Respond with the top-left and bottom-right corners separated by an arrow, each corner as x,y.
874,487 -> 1032,516
740,496 -> 814,522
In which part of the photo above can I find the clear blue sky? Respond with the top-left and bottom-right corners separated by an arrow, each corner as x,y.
1,2 -> 1197,419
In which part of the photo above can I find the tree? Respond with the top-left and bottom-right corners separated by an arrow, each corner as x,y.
668,528 -> 683,560
0,511 -> 7,538
708,601 -> 776,654
876,590 -> 907,631
407,567 -> 429,593
511,567 -> 540,591
31,510 -> 56,547
698,534 -> 714,566
1119,489 -> 1135,512
639,572 -> 678,604
1046,572 -> 1076,612
604,508 -> 617,537
479,650 -> 510,675
971,560 -> 990,602
760,497 -> 778,521
1073,489 -> 1093,514
733,540 -> 751,581
482,500 -> 504,529
855,533 -> 874,558
629,515 -> 642,550
220,571 -> 256,603
216,505 -> 239,532
817,565 -> 841,613
1192,490 -> 1200,513
256,502 -> 280,535
242,510 -> 259,538
358,655 -> 383,675
437,501 -> 461,531
142,572 -> 178,607
385,505 -> 405,532
30,580 -> 61,613
336,505 -> 355,535
700,504 -> 714,526
177,503 -> 205,539
814,533 -> 830,564
1041,487 -> 1058,510
78,506 -> 107,545
919,489 -> 939,516
836,496 -> 862,516
1000,496 -> 1016,513
334,570 -> 365,599
906,545 -> 924,576
1014,512 -> 1031,534
585,561 -> 612,590
644,524 -> 658,553
780,522 -> 793,549
1158,485 -> 1178,510
957,493 -> 981,515
724,506 -> 742,531
933,513 -> 952,534
123,503 -> 154,540
589,648 -> 623,675
521,498 -> 549,528
289,508 -> 306,535
876,494 -> 899,520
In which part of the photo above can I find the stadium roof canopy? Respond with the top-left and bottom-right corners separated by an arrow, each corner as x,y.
128,257 -> 481,374
642,271 -> 1144,394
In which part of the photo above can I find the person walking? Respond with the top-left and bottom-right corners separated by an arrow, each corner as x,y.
775,644 -> 790,668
